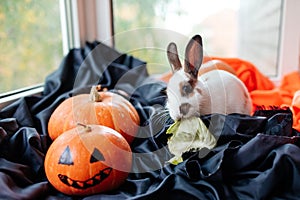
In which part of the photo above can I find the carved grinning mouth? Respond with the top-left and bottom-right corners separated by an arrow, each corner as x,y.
58,167 -> 112,189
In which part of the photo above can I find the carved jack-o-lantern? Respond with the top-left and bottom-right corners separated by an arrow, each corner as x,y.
44,124 -> 132,196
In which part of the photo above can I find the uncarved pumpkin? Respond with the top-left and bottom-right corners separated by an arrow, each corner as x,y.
44,124 -> 132,196
48,86 -> 140,143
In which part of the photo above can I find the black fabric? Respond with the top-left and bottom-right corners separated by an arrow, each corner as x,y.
1,41 -> 300,199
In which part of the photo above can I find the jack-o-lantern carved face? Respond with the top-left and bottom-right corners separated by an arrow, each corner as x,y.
45,125 -> 132,196
58,146 -> 112,189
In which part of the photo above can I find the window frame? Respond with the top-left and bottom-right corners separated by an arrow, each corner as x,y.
61,0 -> 113,52
274,0 -> 300,85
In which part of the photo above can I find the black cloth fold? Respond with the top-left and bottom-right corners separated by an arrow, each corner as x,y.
1,41 -> 300,199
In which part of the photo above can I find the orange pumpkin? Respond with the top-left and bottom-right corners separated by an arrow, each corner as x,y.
44,124 -> 132,196
48,86 -> 140,143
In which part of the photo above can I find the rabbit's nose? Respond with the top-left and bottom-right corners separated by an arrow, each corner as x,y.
179,103 -> 191,115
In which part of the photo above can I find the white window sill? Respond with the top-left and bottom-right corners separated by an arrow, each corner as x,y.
0,84 -> 44,110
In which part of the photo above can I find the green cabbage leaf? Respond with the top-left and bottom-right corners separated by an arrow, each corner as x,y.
166,117 -> 217,165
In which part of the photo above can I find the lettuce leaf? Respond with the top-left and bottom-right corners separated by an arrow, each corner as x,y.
166,117 -> 216,165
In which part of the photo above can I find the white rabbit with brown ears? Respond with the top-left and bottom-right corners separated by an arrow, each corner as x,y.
166,34 -> 252,121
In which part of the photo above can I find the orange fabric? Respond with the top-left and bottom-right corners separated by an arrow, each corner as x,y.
250,88 -> 291,108
292,90 -> 300,131
280,71 -> 300,98
280,72 -> 300,131
249,71 -> 300,132
158,57 -> 300,132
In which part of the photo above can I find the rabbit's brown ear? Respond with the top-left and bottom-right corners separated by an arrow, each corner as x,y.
167,42 -> 182,72
184,35 -> 203,79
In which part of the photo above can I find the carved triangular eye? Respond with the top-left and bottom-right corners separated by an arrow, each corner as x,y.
59,146 -> 74,165
90,148 -> 105,163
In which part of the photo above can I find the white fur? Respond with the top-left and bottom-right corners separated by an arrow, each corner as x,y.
166,69 -> 252,121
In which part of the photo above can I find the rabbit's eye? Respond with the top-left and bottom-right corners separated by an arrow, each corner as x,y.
181,83 -> 193,96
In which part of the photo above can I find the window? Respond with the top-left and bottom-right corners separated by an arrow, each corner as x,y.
0,0 -> 62,94
1,0 -> 300,105
113,0 -> 285,77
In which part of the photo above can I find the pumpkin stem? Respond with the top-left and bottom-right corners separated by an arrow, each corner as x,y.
90,86 -> 102,102
77,123 -> 92,132
96,85 -> 108,92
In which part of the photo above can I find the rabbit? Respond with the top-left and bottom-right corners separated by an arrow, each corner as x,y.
166,34 -> 252,121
